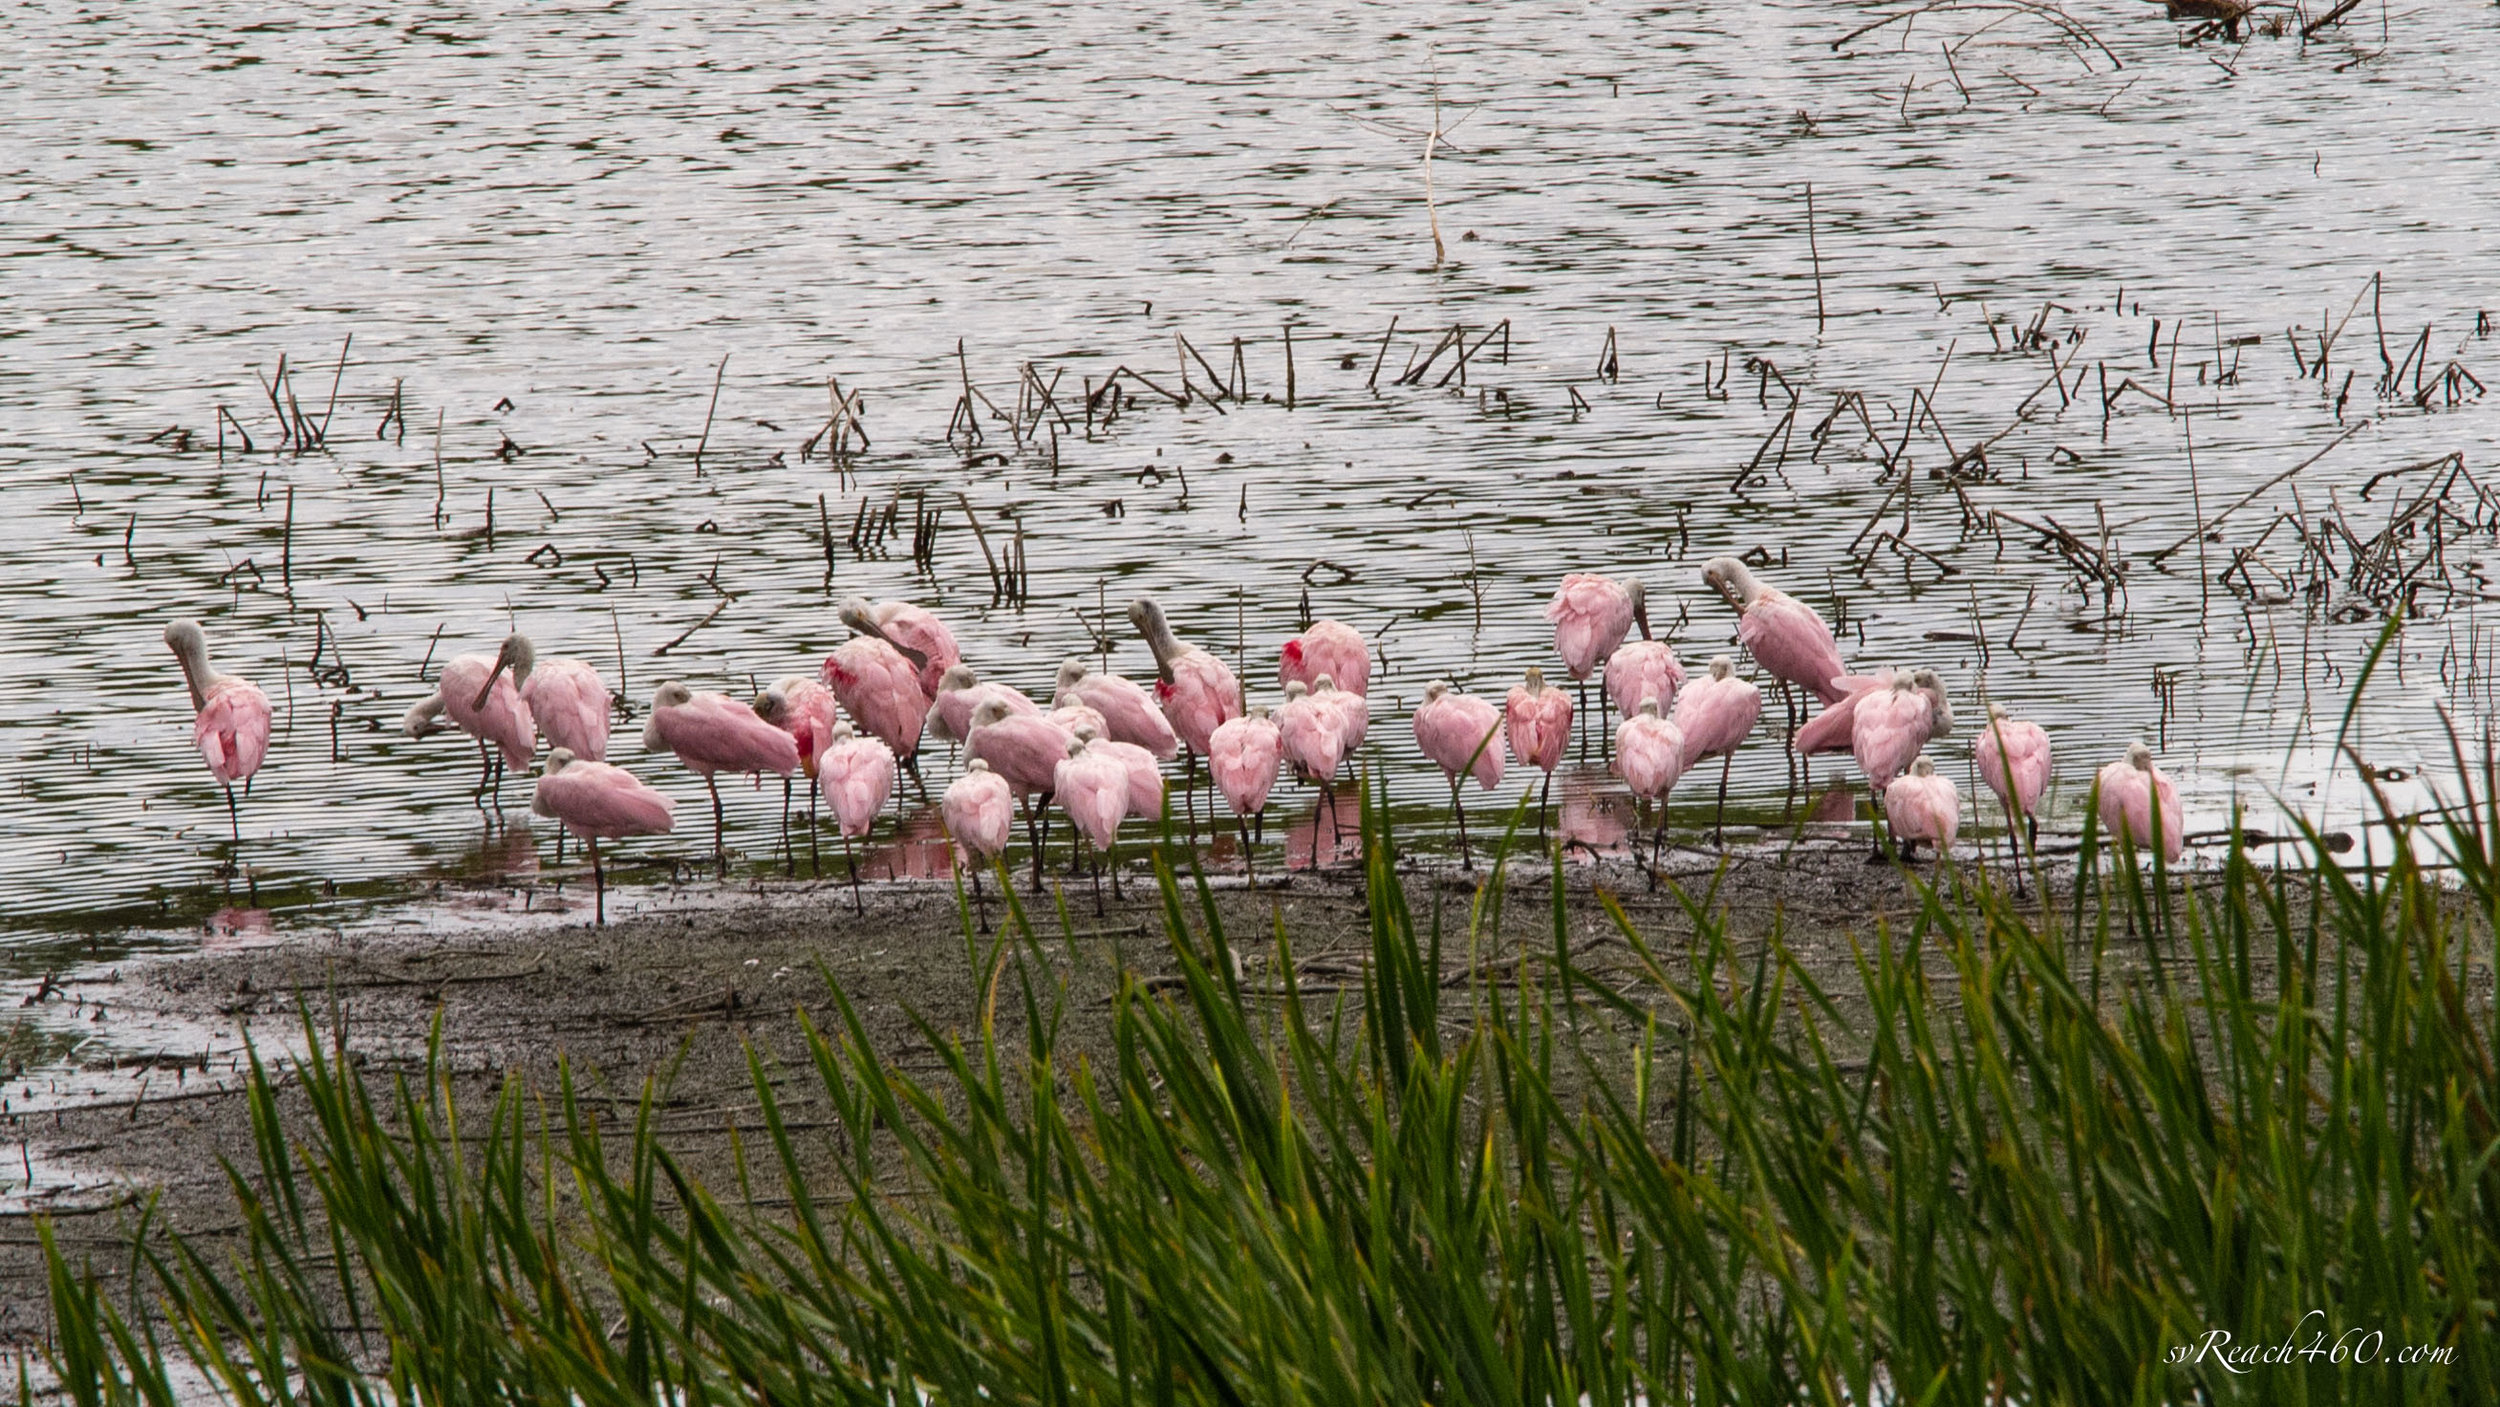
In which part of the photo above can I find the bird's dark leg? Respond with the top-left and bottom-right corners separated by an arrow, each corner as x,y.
1238,814 -> 1255,884
1085,836 -> 1104,917
1867,794 -> 1891,864
474,740 -> 492,808
1539,771 -> 1553,844
781,777 -> 795,877
970,860 -> 991,934
225,785 -> 240,848
844,832 -> 862,915
808,788 -> 822,878
1714,752 -> 1734,846
590,837 -> 605,925
708,777 -> 728,877
1109,839 -> 1124,900
904,752 -> 930,802
1453,779 -> 1472,870
1024,799 -> 1046,895
1184,753 -> 1202,847
491,755 -> 506,815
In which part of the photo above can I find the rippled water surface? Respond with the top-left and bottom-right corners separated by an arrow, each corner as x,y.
6,0 -> 2499,944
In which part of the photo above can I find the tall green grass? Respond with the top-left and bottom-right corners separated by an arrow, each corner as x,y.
33,769 -> 2500,1405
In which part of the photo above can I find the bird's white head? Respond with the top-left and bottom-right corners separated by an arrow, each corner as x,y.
1909,755 -> 1936,778
1312,674 -> 1336,694
1986,701 -> 2009,721
1701,557 -> 1757,611
1708,656 -> 1735,680
164,618 -> 214,707
965,757 -> 992,775
1523,665 -> 1546,692
836,596 -> 880,636
1246,703 -> 1272,720
1422,679 -> 1452,704
828,719 -> 856,745
2126,742 -> 2155,771
474,633 -> 535,711
1064,734 -> 1088,759
938,664 -> 980,693
545,747 -> 579,775
1284,680 -> 1308,701
1129,597 -> 1180,674
651,681 -> 693,710
752,686 -> 789,725
1891,671 -> 1916,694
969,697 -> 1014,731
1073,723 -> 1100,744
1638,695 -> 1662,718
1627,578 -> 1651,638
1056,658 -> 1090,689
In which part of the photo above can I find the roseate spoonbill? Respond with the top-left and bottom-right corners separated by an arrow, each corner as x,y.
819,720 -> 897,914
1056,734 -> 1132,912
965,696 -> 1079,891
531,748 -> 674,925
1131,596 -> 1242,843
1276,681 -> 1347,850
1614,697 -> 1689,875
403,632 -> 536,810
1705,557 -> 1876,782
1547,573 -> 1636,758
1975,703 -> 2052,881
930,664 -> 1037,750
1606,583 -> 1685,721
2096,743 -> 2183,864
821,636 -> 930,795
1311,674 -> 1369,756
1080,729 -> 1166,826
642,681 -> 800,874
165,619 -> 271,852
1506,666 -> 1573,838
1853,670 -> 1953,859
1413,680 -> 1505,868
1209,706 -> 1284,877
1671,656 -> 1762,842
1280,619 -> 1370,697
836,595 -> 961,700
942,759 -> 1014,931
471,638 -> 609,763
1883,756 -> 1960,861
754,677 -> 841,875
1047,698 -> 1111,740
1054,659 -> 1177,758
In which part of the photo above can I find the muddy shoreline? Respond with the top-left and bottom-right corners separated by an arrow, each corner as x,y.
0,836 -> 2213,1347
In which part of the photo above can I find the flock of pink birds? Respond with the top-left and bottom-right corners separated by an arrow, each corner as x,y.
161,555 -> 2186,926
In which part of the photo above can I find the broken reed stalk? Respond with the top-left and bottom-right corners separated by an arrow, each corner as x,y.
432,410 -> 446,529
1806,182 -> 1826,334
694,353 -> 728,474
281,485 -> 295,603
318,333 -> 351,444
1369,316 -> 1398,393
2150,418 -> 2369,562
819,494 -> 837,583
1284,323 -> 1296,410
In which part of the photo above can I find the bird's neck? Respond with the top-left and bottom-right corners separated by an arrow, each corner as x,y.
171,636 -> 216,711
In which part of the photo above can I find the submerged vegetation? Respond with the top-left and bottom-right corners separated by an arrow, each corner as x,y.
32,765 -> 2500,1404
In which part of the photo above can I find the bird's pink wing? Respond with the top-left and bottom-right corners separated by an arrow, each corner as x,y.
197,681 -> 273,783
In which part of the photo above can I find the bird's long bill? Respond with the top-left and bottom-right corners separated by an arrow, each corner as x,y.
472,660 -> 509,713
853,618 -> 928,673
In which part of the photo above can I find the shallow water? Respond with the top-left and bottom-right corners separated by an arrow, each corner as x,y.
3,0 -> 2497,958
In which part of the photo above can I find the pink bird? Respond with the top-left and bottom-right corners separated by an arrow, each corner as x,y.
1275,681 -> 1346,785
1792,673 -> 1893,758
1132,597 -> 1242,842
1412,679 -> 1504,867
818,720 -> 898,913
1506,666 -> 1574,837
1055,659 -> 1178,760
1606,637 -> 1685,723
1845,666 -> 1946,785
2096,743 -> 2183,864
531,747 -> 674,924
838,595 -> 961,700
965,696 -> 1080,891
165,619 -> 272,849
930,664 -> 1038,749
1312,674 -> 1369,755
1670,656 -> 1763,841
1083,731 -> 1166,822
439,634 -> 605,764
1049,699 -> 1111,740
1614,697 -> 1689,873
1975,703 -> 2053,872
1547,573 -> 1637,756
1280,619 -> 1371,697
1208,706 -> 1284,873
1055,734 -> 1134,909
942,759 -> 1015,931
821,636 -> 930,782
1703,558 -> 1874,708
1883,756 -> 1960,861
642,680 -> 801,873
404,632 -> 538,808
753,676 -> 843,877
